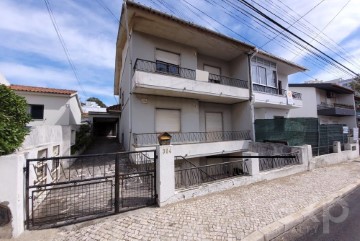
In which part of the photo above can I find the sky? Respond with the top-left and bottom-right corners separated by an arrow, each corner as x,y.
1,0 -> 359,106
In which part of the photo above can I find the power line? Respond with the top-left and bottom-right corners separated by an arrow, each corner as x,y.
95,0 -> 120,23
260,0 -> 325,48
43,0 -> 88,97
237,0 -> 358,76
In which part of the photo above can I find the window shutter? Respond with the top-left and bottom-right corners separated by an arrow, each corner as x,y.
204,65 -> 221,75
155,50 -> 180,65
155,109 -> 181,133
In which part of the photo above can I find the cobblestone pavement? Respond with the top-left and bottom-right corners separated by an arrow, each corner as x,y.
36,162 -> 360,240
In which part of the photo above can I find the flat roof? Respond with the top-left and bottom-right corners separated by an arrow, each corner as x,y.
289,83 -> 354,94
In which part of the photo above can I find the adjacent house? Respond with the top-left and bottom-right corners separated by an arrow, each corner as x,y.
289,83 -> 357,128
114,1 -> 306,167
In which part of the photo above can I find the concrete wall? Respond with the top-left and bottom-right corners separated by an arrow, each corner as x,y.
254,107 -> 289,119
309,142 -> 359,169
0,154 -> 25,238
132,31 -> 197,70
197,54 -> 230,76
231,101 -> 253,139
199,102 -> 232,132
288,87 -> 317,118
229,54 -> 249,82
0,125 -> 71,238
156,144 -> 312,206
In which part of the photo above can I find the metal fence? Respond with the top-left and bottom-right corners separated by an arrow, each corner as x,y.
259,152 -> 301,171
208,73 -> 248,89
133,130 -> 251,147
175,156 -> 249,189
255,118 -> 348,156
26,150 -> 156,229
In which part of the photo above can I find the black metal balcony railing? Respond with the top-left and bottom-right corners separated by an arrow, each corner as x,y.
317,103 -> 355,116
253,84 -> 283,95
318,103 -> 354,110
208,73 -> 248,89
133,130 -> 251,147
253,84 -> 302,100
134,59 -> 248,89
134,59 -> 196,80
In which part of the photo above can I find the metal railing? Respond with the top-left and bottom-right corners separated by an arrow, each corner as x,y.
134,59 -> 248,89
292,91 -> 302,100
175,156 -> 249,189
133,130 -> 251,147
253,84 -> 302,100
25,150 -> 156,228
253,84 -> 284,95
259,152 -> 301,171
317,103 -> 354,110
208,73 -> 248,89
134,58 -> 196,80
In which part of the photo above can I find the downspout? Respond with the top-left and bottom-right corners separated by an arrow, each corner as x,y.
248,48 -> 258,142
123,0 -> 133,151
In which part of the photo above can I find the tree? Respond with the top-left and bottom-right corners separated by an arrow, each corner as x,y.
349,77 -> 360,97
86,97 -> 107,108
0,85 -> 31,155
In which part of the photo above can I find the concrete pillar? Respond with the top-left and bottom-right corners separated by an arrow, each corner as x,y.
333,141 -> 341,153
243,151 -> 259,176
156,145 -> 175,207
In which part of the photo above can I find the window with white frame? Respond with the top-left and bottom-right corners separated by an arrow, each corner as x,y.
251,57 -> 277,88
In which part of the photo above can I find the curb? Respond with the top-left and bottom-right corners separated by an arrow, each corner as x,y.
242,179 -> 360,241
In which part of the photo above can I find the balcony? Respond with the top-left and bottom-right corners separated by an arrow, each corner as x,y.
317,103 -> 355,116
132,59 -> 250,103
133,130 -> 251,146
133,130 -> 251,158
253,84 -> 302,109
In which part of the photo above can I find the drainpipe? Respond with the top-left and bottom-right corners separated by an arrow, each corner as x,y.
248,48 -> 258,142
123,0 -> 133,151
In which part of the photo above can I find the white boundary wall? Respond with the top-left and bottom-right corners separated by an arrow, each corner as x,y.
0,125 -> 71,238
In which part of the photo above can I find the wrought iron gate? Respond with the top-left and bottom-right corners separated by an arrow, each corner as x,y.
25,150 -> 156,229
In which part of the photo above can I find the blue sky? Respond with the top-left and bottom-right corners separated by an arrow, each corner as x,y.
1,0 -> 359,106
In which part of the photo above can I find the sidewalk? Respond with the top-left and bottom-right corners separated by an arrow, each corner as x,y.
15,161 -> 360,241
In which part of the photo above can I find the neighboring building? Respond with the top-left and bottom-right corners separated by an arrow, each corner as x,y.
9,84 -> 82,145
114,1 -> 306,166
10,84 -> 82,127
289,83 -> 357,128
82,101 -> 107,113
0,73 -> 10,86
251,54 -> 305,119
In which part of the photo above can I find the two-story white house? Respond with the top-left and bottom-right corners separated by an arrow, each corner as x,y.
114,1 -> 306,167
289,82 -> 357,128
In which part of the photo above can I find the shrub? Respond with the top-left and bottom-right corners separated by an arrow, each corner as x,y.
71,123 -> 92,154
0,85 -> 31,155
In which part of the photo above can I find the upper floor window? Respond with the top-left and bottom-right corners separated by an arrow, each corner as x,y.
28,104 -> 44,120
204,65 -> 221,84
251,57 -> 277,88
155,49 -> 180,75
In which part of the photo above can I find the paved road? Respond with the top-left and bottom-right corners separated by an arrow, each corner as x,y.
82,136 -> 123,154
275,186 -> 360,241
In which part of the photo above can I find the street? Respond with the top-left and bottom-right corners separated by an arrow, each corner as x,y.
275,186 -> 360,241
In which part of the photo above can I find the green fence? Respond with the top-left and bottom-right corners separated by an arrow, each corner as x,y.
255,118 -> 348,156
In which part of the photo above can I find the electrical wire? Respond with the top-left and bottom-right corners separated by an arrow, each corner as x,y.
44,0 -> 88,97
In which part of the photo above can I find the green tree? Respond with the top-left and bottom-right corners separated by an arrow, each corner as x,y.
86,97 -> 107,108
349,77 -> 360,97
0,85 -> 31,155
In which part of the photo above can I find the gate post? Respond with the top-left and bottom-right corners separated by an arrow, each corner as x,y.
243,152 -> 259,176
156,145 -> 175,207
114,154 -> 120,213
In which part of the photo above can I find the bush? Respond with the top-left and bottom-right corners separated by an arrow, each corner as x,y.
0,85 -> 31,155
71,124 -> 92,154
